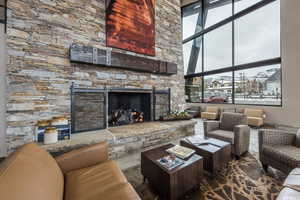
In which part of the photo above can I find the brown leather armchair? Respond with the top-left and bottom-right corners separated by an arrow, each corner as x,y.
0,142 -> 140,200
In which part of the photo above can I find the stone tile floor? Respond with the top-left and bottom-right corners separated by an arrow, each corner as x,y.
117,118 -> 260,170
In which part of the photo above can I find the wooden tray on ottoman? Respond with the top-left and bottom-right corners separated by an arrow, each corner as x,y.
141,144 -> 203,200
180,136 -> 231,176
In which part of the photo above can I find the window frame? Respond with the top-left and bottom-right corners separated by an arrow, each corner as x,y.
0,0 -> 7,33
182,0 -> 282,107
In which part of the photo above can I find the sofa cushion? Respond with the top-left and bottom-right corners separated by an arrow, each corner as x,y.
295,129 -> 300,148
201,112 -> 217,120
206,106 -> 218,113
262,145 -> 300,169
0,143 -> 64,200
220,112 -> 247,131
235,108 -> 245,114
65,160 -> 140,200
208,130 -> 234,144
221,108 -> 236,113
247,117 -> 263,127
93,183 -> 140,200
244,108 -> 263,118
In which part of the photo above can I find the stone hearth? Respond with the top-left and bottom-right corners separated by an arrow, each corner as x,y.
42,120 -> 196,159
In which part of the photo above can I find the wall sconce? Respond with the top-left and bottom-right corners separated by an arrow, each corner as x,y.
0,0 -> 7,32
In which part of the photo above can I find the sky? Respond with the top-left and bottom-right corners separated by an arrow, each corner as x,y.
183,0 -> 281,76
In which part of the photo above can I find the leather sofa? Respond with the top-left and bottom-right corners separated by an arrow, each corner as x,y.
244,108 -> 265,127
204,112 -> 250,157
201,106 -> 219,120
277,168 -> 300,200
0,142 -> 140,200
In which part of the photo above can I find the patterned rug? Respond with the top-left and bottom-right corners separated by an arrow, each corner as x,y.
123,153 -> 286,200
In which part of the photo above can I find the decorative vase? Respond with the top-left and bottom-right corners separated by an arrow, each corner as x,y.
44,127 -> 58,144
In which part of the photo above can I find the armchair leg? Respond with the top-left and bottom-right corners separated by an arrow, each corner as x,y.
262,164 -> 268,172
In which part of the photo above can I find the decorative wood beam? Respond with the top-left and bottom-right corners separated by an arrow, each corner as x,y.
69,44 -> 177,75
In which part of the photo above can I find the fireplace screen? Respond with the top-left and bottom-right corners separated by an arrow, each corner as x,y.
71,85 -> 170,133
71,88 -> 107,133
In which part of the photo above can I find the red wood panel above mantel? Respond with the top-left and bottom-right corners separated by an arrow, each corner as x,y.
106,0 -> 156,56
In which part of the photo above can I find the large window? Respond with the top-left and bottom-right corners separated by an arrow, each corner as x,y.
204,23 -> 232,71
204,0 -> 232,28
235,1 -> 280,65
185,77 -> 203,103
183,0 -> 281,106
182,2 -> 202,40
204,72 -> 233,103
234,65 -> 281,105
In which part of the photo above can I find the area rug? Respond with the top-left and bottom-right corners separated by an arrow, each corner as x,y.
123,154 -> 286,200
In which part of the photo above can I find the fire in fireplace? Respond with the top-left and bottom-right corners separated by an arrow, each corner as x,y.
108,92 -> 151,126
109,109 -> 144,126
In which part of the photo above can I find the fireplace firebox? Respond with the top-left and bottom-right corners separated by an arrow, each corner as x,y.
108,92 -> 151,126
70,84 -> 171,133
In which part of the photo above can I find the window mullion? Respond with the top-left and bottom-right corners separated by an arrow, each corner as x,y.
232,0 -> 235,104
201,0 -> 205,103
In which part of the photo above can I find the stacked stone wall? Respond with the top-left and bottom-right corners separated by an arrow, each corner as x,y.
6,0 -> 185,152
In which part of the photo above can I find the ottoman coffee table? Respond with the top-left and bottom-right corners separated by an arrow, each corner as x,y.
180,136 -> 231,176
141,143 -> 203,200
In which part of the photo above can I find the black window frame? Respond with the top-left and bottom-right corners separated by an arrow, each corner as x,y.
182,0 -> 282,107
0,0 -> 7,33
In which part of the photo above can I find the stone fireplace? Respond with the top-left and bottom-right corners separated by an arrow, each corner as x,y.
5,0 -> 184,153
71,85 -> 170,133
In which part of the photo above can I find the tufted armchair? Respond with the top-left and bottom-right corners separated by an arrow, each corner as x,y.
204,112 -> 250,157
258,129 -> 300,174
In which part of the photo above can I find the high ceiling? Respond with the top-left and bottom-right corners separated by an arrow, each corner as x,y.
181,0 -> 198,7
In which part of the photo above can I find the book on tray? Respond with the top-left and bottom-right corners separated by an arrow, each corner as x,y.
186,135 -> 206,145
157,155 -> 184,170
166,145 -> 195,159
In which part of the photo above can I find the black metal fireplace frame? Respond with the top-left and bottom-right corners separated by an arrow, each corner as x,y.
70,83 -> 171,133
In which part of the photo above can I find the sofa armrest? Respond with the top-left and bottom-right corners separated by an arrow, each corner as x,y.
277,187 -> 300,200
55,142 -> 108,174
258,129 -> 295,160
204,121 -> 220,137
283,168 -> 300,192
234,125 -> 250,156
258,129 -> 295,146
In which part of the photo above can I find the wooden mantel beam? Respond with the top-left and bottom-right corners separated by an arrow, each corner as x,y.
69,44 -> 177,75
